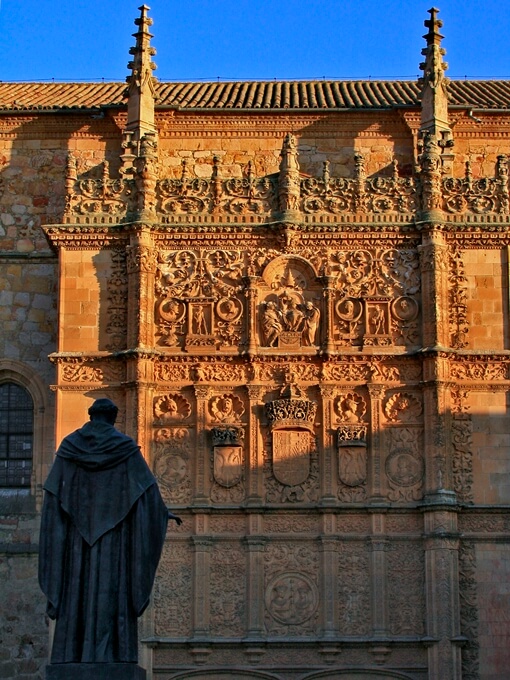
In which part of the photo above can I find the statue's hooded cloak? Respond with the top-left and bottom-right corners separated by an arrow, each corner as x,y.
39,420 -> 168,664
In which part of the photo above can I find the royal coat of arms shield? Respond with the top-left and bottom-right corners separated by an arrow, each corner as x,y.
272,430 -> 311,486
213,446 -> 243,488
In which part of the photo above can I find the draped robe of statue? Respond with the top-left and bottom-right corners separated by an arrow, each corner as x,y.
39,420 -> 168,664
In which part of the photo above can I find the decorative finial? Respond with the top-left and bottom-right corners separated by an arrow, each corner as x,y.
125,5 -> 158,144
418,7 -> 453,176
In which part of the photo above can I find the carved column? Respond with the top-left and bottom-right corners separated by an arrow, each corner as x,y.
424,517 -> 462,680
244,277 -> 259,355
418,229 -> 450,350
367,383 -> 385,503
319,384 -> 336,504
194,384 -> 212,506
319,521 -> 339,641
245,384 -> 265,505
321,275 -> 335,355
244,534 -> 266,641
369,514 -> 389,640
125,234 -> 157,448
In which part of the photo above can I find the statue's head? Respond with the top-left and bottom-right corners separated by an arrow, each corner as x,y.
88,398 -> 119,425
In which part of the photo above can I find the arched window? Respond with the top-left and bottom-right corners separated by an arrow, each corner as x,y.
0,382 -> 34,488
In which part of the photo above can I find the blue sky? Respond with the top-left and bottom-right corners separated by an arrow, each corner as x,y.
1,0 -> 509,82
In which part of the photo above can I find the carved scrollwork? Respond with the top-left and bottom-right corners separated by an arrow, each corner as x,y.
442,158 -> 509,214
65,160 -> 135,219
153,427 -> 192,504
300,158 -> 416,215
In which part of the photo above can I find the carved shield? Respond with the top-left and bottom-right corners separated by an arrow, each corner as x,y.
272,430 -> 310,486
213,446 -> 243,488
338,446 -> 367,487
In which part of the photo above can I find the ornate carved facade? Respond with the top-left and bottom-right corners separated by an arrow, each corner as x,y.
1,6 -> 510,680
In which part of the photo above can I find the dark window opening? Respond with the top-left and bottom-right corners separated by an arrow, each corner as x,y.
0,383 -> 34,488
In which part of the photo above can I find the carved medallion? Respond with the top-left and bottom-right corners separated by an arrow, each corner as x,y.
272,430 -> 311,486
386,449 -> 424,487
265,572 -> 318,625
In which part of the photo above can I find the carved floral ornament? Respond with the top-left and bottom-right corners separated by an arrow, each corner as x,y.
152,247 -> 422,353
61,141 -> 510,224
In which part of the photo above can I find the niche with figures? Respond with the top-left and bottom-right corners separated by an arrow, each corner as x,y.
259,255 -> 322,351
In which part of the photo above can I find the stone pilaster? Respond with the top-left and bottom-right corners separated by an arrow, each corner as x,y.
245,384 -> 265,504
193,384 -> 212,506
370,513 -> 389,638
191,535 -> 213,639
319,527 -> 338,640
321,276 -> 335,355
319,384 -> 336,504
423,508 -> 462,680
367,383 -> 385,503
126,232 -> 157,349
244,277 -> 259,355
419,229 -> 450,349
244,534 -> 266,640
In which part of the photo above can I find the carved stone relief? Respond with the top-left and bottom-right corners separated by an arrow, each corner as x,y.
154,393 -> 192,423
335,392 -> 368,502
153,427 -> 192,504
210,425 -> 246,503
459,542 -> 479,680
154,542 -> 192,637
105,248 -> 128,351
387,541 -> 425,635
330,248 -> 421,349
337,542 -> 370,635
155,248 -> 245,350
210,542 -> 246,637
385,428 -> 424,502
264,543 -> 320,635
259,256 -> 321,350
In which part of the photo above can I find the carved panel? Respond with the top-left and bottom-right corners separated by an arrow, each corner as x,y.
153,427 -> 193,504
210,542 -> 246,637
459,542 -> 479,680
105,248 -> 128,351
264,542 -> 320,635
387,541 -> 425,635
330,248 -> 421,349
154,393 -> 192,423
448,248 -> 469,349
452,416 -> 474,504
337,541 -> 370,635
154,542 -> 192,637
385,428 -> 424,502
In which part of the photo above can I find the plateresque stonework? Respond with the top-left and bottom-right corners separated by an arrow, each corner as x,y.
1,6 -> 510,680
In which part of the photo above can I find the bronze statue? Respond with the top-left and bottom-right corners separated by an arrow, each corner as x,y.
39,399 -> 180,673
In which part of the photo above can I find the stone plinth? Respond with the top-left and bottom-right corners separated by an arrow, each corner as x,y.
46,663 -> 146,680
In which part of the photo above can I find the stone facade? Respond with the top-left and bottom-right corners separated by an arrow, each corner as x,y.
1,7 -> 510,680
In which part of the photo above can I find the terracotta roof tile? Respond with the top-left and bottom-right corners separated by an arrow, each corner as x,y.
0,80 -> 510,112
